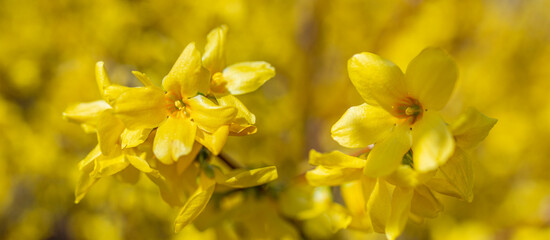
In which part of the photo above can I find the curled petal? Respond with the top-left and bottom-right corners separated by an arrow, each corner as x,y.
153,116 -> 197,164
405,48 -> 458,110
120,128 -> 152,149
214,166 -> 278,188
174,174 -> 216,233
425,148 -> 473,202
348,52 -> 407,115
163,42 -> 209,98
63,100 -> 111,129
188,95 -> 236,133
451,108 -> 497,150
222,61 -> 275,95
309,149 -> 366,168
410,185 -> 443,218
96,110 -> 125,156
331,103 -> 396,148
386,187 -> 413,240
202,25 -> 228,74
306,166 -> 363,186
412,111 -> 455,172
95,61 -> 111,94
364,123 -> 411,177
114,87 -> 167,130
367,179 -> 391,233
196,125 -> 229,156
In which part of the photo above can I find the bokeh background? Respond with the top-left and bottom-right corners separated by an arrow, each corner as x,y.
1,0 -> 550,239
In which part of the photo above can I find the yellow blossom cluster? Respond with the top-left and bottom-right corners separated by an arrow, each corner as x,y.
64,26 -> 278,232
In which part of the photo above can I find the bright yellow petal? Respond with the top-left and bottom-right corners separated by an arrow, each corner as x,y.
306,166 -> 363,186
103,85 -> 131,105
95,61 -> 111,94
188,95 -> 236,133
341,180 -> 367,216
222,61 -> 275,95
114,87 -> 167,130
120,128 -> 152,149
126,153 -> 155,173
217,94 -> 255,125
405,48 -> 458,110
367,179 -> 391,233
176,142 -> 202,174
412,111 -> 455,172
163,42 -> 209,98
92,153 -> 129,178
63,100 -> 111,127
348,52 -> 407,115
174,174 -> 216,233
75,145 -> 102,203
331,103 -> 396,148
196,125 -> 229,156
364,123 -> 411,177
425,148 -> 473,202
153,116 -> 197,164
386,187 -> 413,240
309,149 -> 366,168
451,108 -> 497,150
386,165 -> 435,188
410,185 -> 443,218
202,25 -> 227,74
132,71 -> 160,89
96,110 -> 125,156
214,166 -> 278,188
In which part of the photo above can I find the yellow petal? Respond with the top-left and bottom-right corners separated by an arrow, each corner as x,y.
386,165 -> 435,188
309,149 -> 366,168
188,95 -> 236,133
75,146 -> 102,203
103,85 -> 130,105
114,87 -> 167,130
364,123 -> 411,177
126,153 -> 155,173
120,128 -> 152,149
425,148 -> 473,202
163,42 -> 209,98
176,142 -> 202,174
341,180 -> 366,216
196,125 -> 229,156
410,185 -> 443,218
386,187 -> 413,240
96,110 -> 125,156
451,108 -> 497,150
92,153 -> 129,178
95,61 -> 111,94
222,61 -> 275,95
174,174 -> 216,233
306,166 -> 363,186
302,203 -> 352,239
214,166 -> 278,188
132,71 -> 160,89
202,25 -> 228,74
217,94 -> 255,125
367,179 -> 392,233
153,116 -> 197,164
331,103 -> 396,148
348,52 -> 407,115
63,100 -> 111,127
405,48 -> 458,110
412,111 -> 455,172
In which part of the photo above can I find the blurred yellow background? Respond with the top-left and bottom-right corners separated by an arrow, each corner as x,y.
1,0 -> 549,239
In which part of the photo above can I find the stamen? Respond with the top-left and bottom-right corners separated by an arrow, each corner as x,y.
405,105 -> 421,116
175,100 -> 185,110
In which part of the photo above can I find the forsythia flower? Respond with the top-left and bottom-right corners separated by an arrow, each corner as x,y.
307,48 -> 496,239
332,48 -> 458,175
63,25 -> 279,233
202,25 -> 275,135
307,108 -> 496,239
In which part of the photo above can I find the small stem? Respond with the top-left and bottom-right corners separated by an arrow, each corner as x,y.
351,146 -> 373,157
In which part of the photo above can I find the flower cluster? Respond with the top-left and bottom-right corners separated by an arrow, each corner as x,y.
63,25 -> 278,232
307,48 -> 497,239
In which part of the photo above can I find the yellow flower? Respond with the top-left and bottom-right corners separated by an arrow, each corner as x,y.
332,47 -> 458,175
114,42 -> 237,164
201,25 -> 276,135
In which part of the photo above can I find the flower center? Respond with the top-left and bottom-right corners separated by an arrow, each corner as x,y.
396,97 -> 423,124
175,99 -> 185,110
